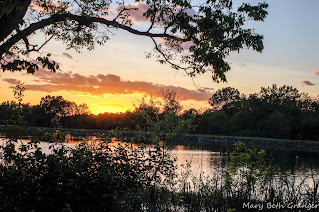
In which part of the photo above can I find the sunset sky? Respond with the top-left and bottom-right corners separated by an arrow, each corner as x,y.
0,0 -> 319,115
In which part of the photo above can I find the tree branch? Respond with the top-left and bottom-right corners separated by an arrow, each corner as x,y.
22,36 -> 31,51
151,37 -> 189,73
113,6 -> 135,22
0,13 -> 191,58
146,3 -> 157,33
35,35 -> 54,52
24,35 -> 54,53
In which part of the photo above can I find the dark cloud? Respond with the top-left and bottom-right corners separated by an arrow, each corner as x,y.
200,87 -> 214,92
3,78 -> 19,85
314,71 -> 319,75
302,80 -> 315,86
62,52 -> 73,59
3,70 -> 212,101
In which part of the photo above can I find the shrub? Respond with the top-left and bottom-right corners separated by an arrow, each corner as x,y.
0,132 -> 176,211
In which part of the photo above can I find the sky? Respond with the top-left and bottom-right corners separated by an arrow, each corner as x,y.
0,0 -> 319,114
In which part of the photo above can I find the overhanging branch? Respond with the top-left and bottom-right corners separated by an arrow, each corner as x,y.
0,13 -> 191,58
150,37 -> 193,75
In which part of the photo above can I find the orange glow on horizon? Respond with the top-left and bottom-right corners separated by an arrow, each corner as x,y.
0,85 -> 210,115
89,104 -> 133,115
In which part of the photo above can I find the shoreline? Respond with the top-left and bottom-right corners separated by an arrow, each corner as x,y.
1,124 -> 319,149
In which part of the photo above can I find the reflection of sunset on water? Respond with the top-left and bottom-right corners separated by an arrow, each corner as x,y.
170,146 -> 227,178
2,135 -> 319,184
63,137 -> 226,177
173,145 -> 184,151
66,136 -> 138,148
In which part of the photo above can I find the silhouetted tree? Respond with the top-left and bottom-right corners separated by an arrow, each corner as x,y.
1,0 -> 267,82
209,87 -> 241,108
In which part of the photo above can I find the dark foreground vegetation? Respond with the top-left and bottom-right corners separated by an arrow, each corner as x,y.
0,84 -> 318,211
1,84 -> 319,141
1,129 -> 319,211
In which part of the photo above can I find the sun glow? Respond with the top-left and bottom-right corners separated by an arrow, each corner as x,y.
88,103 -> 134,115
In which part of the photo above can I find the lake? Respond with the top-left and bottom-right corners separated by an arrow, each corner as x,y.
166,141 -> 319,186
2,135 -> 319,185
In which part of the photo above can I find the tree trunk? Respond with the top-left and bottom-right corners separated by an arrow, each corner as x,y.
0,0 -> 31,43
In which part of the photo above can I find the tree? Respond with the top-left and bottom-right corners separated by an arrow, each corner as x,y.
39,95 -> 89,127
0,101 -> 18,124
132,90 -> 194,142
40,95 -> 70,117
207,110 -> 229,134
40,95 -> 88,117
0,0 -> 268,82
263,110 -> 291,139
256,84 -> 302,108
208,87 -> 242,110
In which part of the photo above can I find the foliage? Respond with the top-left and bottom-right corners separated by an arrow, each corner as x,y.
229,142 -> 273,181
132,90 -> 195,142
0,92 -> 176,211
40,95 -> 89,117
197,84 -> 319,140
1,84 -> 319,140
0,91 -> 318,211
169,142 -> 319,212
0,132 -> 177,211
209,87 -> 242,110
1,0 -> 268,81
39,95 -> 89,127
1,115 -> 318,212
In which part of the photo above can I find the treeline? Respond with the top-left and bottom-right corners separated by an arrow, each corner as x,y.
0,95 -> 89,127
0,90 -> 194,141
1,84 -> 319,140
197,85 -> 319,140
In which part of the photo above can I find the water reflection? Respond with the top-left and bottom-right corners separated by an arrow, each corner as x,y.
168,141 -> 319,187
1,135 -> 319,183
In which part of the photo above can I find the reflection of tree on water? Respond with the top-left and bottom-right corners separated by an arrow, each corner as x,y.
167,142 -> 319,185
5,126 -> 318,190
265,148 -> 319,176
170,144 -> 229,178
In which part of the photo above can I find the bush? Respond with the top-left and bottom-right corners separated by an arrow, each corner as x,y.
1,133 -> 319,211
0,132 -> 176,212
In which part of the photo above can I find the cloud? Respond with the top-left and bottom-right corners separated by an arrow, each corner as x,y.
239,63 -> 247,67
3,70 -> 212,101
124,2 -> 149,23
3,78 -> 19,85
302,80 -> 315,86
120,2 -> 196,24
62,52 -> 73,59
314,70 -> 319,75
159,38 -> 193,50
31,0 -> 65,13
200,87 -> 214,92
181,41 -> 193,50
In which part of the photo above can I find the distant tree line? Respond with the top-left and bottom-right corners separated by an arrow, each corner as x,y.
198,85 -> 319,140
0,95 -> 89,128
1,84 -> 318,140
